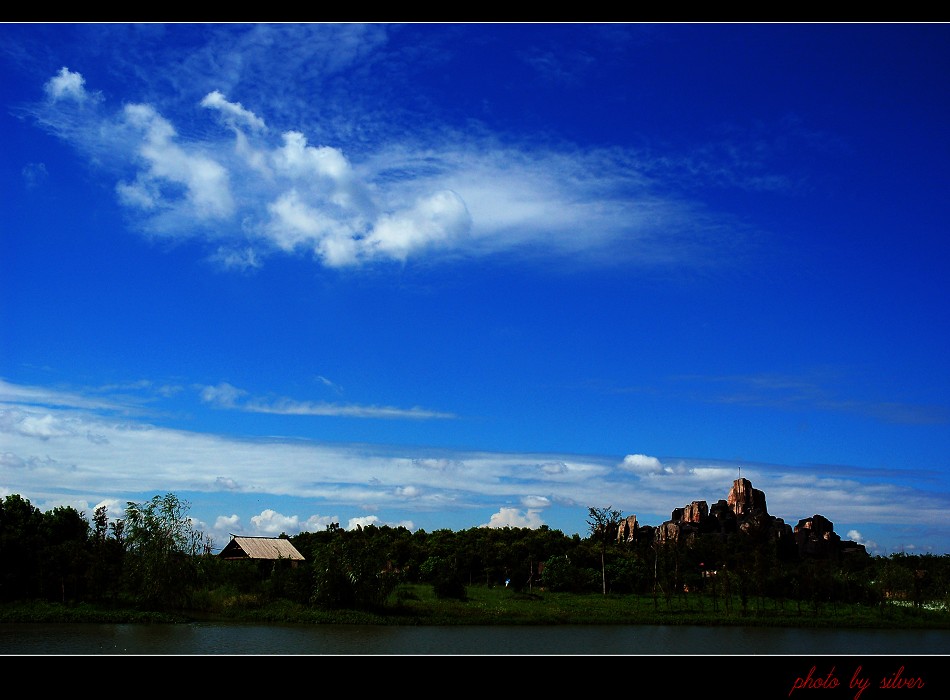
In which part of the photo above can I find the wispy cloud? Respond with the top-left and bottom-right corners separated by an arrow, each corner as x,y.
24,62 -> 750,273
2,379 -> 948,551
197,382 -> 454,420
0,377 -> 144,413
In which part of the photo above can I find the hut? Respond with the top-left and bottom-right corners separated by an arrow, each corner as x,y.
218,535 -> 305,570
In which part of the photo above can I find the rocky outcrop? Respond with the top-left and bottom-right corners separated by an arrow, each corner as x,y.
655,500 -> 709,545
643,477 -> 860,561
672,501 -> 708,523
655,520 -> 702,546
727,477 -> 768,518
616,514 -> 655,544
794,514 -> 867,560
616,514 -> 639,543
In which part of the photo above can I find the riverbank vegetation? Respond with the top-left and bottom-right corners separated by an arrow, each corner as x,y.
2,492 -> 949,629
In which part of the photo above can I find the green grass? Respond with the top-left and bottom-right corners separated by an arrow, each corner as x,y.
3,584 -> 949,629
0,600 -> 188,624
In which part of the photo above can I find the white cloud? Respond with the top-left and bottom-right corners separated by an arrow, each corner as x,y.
483,507 -> 546,529
116,180 -> 159,209
196,381 -> 454,420
200,90 -> 267,132
91,498 -> 124,522
214,514 -> 242,531
0,378 -> 132,412
209,246 -> 262,271
265,188 -> 357,257
199,382 -> 246,408
3,379 -> 949,549
847,529 -> 878,551
522,495 -> 550,508
620,453 -> 664,475
539,461 -> 569,474
2,411 -> 69,439
29,67 -> 726,273
364,190 -> 472,262
44,67 -> 91,102
250,508 -> 338,536
347,515 -> 381,530
316,376 -> 343,394
273,131 -> 351,182
412,458 -> 461,471
120,103 -> 234,220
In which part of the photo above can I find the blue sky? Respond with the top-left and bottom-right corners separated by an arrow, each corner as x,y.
1,23 -> 948,555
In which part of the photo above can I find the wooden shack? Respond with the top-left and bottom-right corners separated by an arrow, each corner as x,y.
218,535 -> 305,568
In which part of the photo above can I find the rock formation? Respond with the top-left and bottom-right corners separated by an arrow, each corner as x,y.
793,514 -> 866,558
616,514 -> 655,545
641,477 -> 863,561
727,477 -> 768,518
616,514 -> 638,543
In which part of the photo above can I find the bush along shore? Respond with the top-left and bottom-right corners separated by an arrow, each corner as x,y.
2,584 -> 949,629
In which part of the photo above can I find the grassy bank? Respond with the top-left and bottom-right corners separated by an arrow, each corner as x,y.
3,584 -> 949,629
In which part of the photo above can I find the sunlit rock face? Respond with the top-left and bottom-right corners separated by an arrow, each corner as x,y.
727,477 -> 768,518
616,514 -> 639,543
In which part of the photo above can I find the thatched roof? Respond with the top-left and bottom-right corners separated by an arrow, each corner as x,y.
219,536 -> 305,561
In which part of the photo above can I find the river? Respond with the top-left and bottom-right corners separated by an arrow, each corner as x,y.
2,621 -> 947,656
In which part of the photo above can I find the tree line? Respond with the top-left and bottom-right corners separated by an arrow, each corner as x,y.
2,492 -> 948,614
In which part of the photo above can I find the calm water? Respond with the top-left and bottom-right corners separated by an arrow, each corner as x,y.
2,622 -> 948,656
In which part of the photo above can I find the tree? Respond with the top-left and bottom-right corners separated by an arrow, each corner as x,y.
0,494 -> 45,600
89,505 -> 125,603
309,524 -> 403,609
587,506 -> 623,595
122,493 -> 204,609
40,505 -> 90,603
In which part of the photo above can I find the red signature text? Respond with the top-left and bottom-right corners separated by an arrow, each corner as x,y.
789,664 -> 926,699
789,666 -> 840,696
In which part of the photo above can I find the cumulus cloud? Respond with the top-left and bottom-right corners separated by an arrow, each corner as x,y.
847,529 -> 878,551
347,515 -> 381,530
483,507 -> 546,529
44,67 -> 92,102
91,498 -> 124,521
214,514 -> 242,531
118,103 -> 234,220
620,453 -> 665,475
251,508 -> 338,536
363,190 -> 472,262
